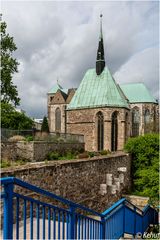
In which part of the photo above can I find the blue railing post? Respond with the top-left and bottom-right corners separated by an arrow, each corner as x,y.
3,182 -> 14,240
69,205 -> 76,239
142,215 -> 144,233
100,216 -> 105,239
122,202 -> 125,237
133,206 -> 137,237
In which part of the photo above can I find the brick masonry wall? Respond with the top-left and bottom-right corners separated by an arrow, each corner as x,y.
1,141 -> 85,162
1,152 -> 131,213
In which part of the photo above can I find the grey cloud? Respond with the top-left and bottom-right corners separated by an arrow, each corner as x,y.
2,1 -> 159,118
114,46 -> 159,100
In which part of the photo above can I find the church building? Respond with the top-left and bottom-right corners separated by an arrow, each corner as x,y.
47,16 -> 158,152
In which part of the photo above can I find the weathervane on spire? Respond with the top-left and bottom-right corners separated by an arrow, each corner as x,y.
99,14 -> 103,40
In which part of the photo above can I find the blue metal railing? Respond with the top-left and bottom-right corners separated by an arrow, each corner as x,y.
0,177 -> 158,239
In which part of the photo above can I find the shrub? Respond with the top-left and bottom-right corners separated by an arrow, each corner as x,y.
47,152 -> 60,160
88,152 -> 95,158
1,160 -> 11,168
47,150 -> 77,161
124,134 -> 159,205
25,135 -> 34,141
100,149 -> 109,155
1,159 -> 26,168
61,152 -> 75,160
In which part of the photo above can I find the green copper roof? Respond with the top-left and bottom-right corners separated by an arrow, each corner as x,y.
61,88 -> 68,94
120,83 -> 157,103
67,67 -> 129,110
48,83 -> 63,94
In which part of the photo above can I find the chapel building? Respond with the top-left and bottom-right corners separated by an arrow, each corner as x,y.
47,16 -> 158,152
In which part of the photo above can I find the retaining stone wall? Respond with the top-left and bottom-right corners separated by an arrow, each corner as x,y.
1,152 -> 131,213
1,141 -> 85,162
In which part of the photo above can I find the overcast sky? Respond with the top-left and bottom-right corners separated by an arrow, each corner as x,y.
2,1 -> 159,118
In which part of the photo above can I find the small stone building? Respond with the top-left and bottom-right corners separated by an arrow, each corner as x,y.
47,16 -> 158,152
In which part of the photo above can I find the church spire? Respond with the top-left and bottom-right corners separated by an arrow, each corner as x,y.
96,14 -> 105,75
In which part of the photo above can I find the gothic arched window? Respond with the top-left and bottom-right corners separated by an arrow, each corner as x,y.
132,107 -> 140,137
111,111 -> 118,151
125,112 -> 128,143
96,112 -> 104,151
144,109 -> 150,134
55,108 -> 61,132
144,109 -> 150,124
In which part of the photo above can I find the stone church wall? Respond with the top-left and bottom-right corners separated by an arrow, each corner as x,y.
48,104 -> 66,133
130,103 -> 158,135
1,152 -> 131,213
67,107 -> 131,151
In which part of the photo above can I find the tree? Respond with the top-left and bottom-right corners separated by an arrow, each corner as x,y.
1,102 -> 33,130
41,116 -> 49,132
1,21 -> 20,106
124,134 -> 159,205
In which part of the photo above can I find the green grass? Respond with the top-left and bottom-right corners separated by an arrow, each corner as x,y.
1,159 -> 27,168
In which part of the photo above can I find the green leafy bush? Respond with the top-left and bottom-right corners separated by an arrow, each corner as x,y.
100,149 -> 109,155
1,159 -> 26,168
124,134 -> 159,205
25,135 -> 34,141
88,152 -> 95,158
1,160 -> 11,168
47,151 -> 78,161
47,152 -> 60,160
1,102 -> 33,130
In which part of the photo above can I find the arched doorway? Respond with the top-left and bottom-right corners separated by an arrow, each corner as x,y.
55,108 -> 61,132
111,111 -> 118,151
132,107 -> 140,137
96,112 -> 104,151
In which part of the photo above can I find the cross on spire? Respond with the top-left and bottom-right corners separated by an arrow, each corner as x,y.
96,14 -> 105,75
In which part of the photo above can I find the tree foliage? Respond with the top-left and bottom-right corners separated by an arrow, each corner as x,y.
1,21 -> 20,106
1,102 -> 33,130
124,134 -> 159,205
41,116 -> 49,132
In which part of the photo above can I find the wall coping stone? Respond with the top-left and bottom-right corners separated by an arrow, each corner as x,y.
123,194 -> 149,200
3,141 -> 84,144
1,151 -> 129,174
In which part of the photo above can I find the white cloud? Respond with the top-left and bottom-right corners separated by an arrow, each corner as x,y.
2,1 -> 159,117
114,46 -> 159,100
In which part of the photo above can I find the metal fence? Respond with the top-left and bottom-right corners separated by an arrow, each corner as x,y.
49,132 -> 84,143
0,177 -> 158,239
1,128 -> 34,141
1,128 -> 84,143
